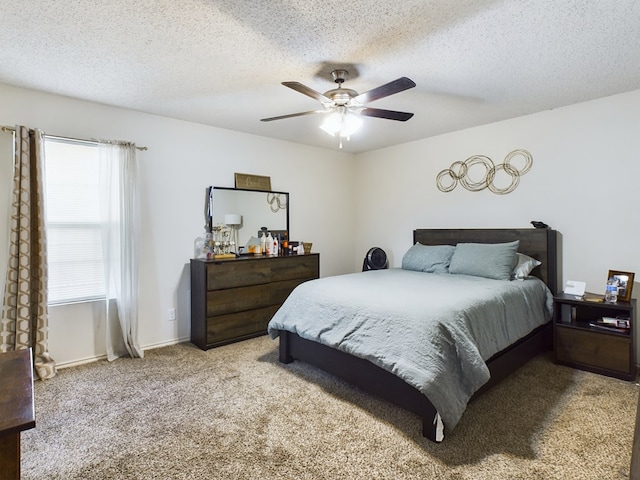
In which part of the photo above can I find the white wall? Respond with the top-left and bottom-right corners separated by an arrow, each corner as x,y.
3,82 -> 640,366
353,89 -> 640,290
354,89 -> 640,358
0,83 -> 356,366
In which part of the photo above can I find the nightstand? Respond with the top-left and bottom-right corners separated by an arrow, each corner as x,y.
553,293 -> 636,380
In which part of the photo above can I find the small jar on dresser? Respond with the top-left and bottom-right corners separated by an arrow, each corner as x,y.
190,253 -> 319,350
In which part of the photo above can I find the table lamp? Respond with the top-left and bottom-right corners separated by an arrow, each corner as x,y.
224,214 -> 242,254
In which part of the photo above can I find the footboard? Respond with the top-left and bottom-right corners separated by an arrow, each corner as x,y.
276,322 -> 551,442
277,330 -> 442,441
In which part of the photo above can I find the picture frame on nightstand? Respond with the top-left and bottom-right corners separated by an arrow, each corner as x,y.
607,270 -> 635,302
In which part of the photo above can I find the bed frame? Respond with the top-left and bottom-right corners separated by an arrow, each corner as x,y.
276,228 -> 561,441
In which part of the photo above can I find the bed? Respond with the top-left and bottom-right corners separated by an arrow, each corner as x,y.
268,228 -> 561,442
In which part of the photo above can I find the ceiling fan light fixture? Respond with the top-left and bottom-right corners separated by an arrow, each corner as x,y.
262,70 -> 415,149
342,112 -> 363,136
319,110 -> 363,138
319,111 -> 342,136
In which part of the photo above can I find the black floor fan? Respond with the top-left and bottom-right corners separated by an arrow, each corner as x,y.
362,247 -> 389,272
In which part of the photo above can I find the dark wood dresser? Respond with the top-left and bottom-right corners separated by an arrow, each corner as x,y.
190,254 -> 319,350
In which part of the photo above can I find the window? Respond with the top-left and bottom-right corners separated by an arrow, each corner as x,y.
44,137 -> 105,304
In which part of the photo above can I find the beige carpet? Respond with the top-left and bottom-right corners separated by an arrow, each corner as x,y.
22,336 -> 638,479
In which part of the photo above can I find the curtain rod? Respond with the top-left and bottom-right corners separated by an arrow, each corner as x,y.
1,125 -> 148,151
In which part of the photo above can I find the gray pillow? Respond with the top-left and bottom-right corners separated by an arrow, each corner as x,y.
449,241 -> 520,280
401,243 -> 455,274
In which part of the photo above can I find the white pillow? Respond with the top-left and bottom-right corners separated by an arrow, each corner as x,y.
512,253 -> 541,280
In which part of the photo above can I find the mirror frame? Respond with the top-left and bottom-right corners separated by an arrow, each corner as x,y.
213,186 -> 289,248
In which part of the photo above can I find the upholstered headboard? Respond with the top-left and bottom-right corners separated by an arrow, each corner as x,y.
413,228 -> 561,294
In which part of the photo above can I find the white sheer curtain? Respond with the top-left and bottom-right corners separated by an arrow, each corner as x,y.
98,141 -> 143,360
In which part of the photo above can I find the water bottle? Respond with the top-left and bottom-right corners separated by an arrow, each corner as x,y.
605,277 -> 618,303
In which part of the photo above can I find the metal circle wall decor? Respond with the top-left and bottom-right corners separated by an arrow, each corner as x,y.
436,149 -> 533,195
458,155 -> 494,192
435,160 -> 468,192
267,192 -> 287,212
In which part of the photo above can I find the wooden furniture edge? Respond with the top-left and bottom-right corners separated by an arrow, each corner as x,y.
0,348 -> 35,480
0,349 -> 35,435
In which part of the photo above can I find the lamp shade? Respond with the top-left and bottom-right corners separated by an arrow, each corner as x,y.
224,214 -> 242,226
319,110 -> 363,140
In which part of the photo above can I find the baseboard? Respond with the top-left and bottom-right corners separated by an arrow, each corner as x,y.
56,354 -> 109,370
143,336 -> 191,352
55,336 -> 191,370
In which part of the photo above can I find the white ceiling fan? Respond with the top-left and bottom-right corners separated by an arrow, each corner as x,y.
261,70 -> 416,147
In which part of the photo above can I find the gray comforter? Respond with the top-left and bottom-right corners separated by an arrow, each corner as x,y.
267,268 -> 553,430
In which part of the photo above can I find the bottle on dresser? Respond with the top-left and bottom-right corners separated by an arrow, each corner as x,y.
266,232 -> 274,255
259,232 -> 266,254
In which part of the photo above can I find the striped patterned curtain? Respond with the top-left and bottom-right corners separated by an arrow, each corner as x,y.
0,126 -> 56,380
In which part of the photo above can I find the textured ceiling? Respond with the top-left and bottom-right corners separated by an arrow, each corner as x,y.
1,0 -> 640,153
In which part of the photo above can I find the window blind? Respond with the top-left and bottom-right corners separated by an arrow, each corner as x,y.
44,137 -> 106,304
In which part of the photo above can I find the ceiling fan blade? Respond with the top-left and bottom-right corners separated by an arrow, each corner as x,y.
282,82 -> 332,104
359,108 -> 414,122
354,77 -> 416,104
260,110 -> 322,122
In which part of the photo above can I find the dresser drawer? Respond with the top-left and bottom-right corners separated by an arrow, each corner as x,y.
206,255 -> 319,290
206,277 -> 311,316
207,305 -> 280,345
555,326 -> 631,374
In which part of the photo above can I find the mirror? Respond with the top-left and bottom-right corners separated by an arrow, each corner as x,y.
212,187 -> 289,251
